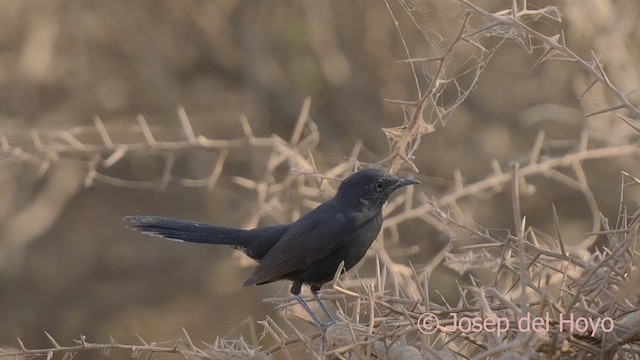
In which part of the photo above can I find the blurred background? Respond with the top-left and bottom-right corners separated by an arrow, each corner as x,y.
1,0 -> 639,356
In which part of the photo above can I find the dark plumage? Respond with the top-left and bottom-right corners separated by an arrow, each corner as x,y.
125,168 -> 419,328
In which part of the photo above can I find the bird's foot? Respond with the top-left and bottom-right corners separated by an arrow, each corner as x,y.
319,320 -> 336,331
295,294 -> 336,330
312,291 -> 336,323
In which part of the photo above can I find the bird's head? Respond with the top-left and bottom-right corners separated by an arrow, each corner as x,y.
335,168 -> 420,209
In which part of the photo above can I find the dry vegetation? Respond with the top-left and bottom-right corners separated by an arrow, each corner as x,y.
1,0 -> 640,359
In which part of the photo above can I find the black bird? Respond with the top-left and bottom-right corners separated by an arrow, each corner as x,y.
124,168 -> 419,328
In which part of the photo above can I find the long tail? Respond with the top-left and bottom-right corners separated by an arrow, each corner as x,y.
124,215 -> 289,260
124,215 -> 246,245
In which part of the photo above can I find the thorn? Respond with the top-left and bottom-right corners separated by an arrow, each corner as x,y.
57,132 -> 86,151
177,107 -> 197,144
590,50 -> 603,72
172,338 -> 181,351
93,115 -> 114,148
136,334 -> 149,346
207,148 -> 228,191
44,331 -> 61,348
37,160 -> 51,178
17,337 -> 26,351
528,131 -> 545,166
552,204 -> 567,256
181,328 -> 196,351
531,46 -> 554,69
331,261 -> 346,287
290,97 -> 312,145
84,157 -> 98,187
524,34 -> 533,54
31,130 -> 45,152
577,79 -> 598,99
239,114 -> 254,139
581,103 -> 625,119
396,56 -> 442,63
616,113 -> 640,134
383,98 -> 419,106
103,147 -> 127,168
158,153 -> 175,191
0,132 -> 10,151
454,169 -> 463,190
136,114 -> 157,146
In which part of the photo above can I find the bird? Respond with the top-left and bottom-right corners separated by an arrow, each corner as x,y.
124,168 -> 420,329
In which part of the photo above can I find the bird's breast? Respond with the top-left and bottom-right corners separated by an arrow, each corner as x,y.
340,213 -> 383,270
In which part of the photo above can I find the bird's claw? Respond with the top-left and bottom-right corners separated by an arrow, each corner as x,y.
319,320 -> 336,331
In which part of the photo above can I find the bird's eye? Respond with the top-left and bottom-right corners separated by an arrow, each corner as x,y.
376,181 -> 384,189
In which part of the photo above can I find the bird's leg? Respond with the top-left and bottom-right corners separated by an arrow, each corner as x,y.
311,286 -> 335,323
294,294 -> 331,330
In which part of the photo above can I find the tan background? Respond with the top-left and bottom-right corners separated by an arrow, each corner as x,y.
1,0 -> 639,356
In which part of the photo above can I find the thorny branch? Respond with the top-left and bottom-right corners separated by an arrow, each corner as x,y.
0,331 -> 253,359
458,0 -> 640,119
2,0 -> 640,359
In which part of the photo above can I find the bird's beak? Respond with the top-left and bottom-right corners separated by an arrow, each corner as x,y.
393,178 -> 421,189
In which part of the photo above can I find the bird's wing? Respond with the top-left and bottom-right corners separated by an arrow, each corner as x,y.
243,201 -> 350,286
